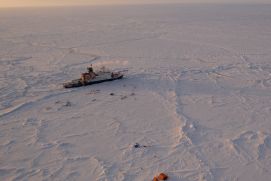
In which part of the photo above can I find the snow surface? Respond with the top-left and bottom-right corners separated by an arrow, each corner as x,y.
1,4 -> 271,181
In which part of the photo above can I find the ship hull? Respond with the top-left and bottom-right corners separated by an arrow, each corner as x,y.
63,75 -> 123,89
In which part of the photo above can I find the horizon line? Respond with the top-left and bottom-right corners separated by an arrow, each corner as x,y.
1,2 -> 271,9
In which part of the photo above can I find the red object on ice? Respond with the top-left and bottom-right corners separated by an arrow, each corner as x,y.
158,173 -> 168,180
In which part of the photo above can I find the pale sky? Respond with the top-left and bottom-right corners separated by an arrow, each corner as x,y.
0,0 -> 270,7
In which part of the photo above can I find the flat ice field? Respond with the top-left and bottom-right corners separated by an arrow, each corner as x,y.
1,4 -> 271,181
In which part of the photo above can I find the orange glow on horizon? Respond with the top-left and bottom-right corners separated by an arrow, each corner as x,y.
0,0 -> 179,8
